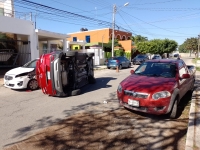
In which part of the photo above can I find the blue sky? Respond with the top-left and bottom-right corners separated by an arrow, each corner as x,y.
14,0 -> 200,45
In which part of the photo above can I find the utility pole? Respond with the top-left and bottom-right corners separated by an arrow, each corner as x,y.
198,34 -> 200,58
111,4 -> 116,57
35,14 -> 37,28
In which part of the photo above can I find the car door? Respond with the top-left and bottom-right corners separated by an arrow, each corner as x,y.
118,57 -> 125,67
178,61 -> 188,98
124,57 -> 130,67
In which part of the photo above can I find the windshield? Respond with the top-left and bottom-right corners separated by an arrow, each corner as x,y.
23,59 -> 38,68
136,55 -> 146,58
134,62 -> 176,78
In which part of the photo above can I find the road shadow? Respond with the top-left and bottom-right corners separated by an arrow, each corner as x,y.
81,77 -> 116,94
4,91 -> 191,150
3,75 -> 200,150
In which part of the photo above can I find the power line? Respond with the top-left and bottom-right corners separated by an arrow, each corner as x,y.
120,10 -> 194,36
129,0 -> 182,6
14,0 -> 131,32
127,7 -> 200,11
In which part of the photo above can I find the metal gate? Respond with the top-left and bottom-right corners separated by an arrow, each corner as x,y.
0,40 -> 31,68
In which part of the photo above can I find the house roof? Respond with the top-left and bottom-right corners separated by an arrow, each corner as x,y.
35,29 -> 70,41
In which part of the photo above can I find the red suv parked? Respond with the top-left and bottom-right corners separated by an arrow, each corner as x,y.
36,51 -> 95,97
117,59 -> 195,118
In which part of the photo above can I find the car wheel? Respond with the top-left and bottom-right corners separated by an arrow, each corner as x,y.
65,51 -> 78,57
119,65 -> 122,70
71,89 -> 81,96
107,67 -> 110,69
27,79 -> 38,90
88,75 -> 96,84
128,63 -> 131,68
169,100 -> 178,119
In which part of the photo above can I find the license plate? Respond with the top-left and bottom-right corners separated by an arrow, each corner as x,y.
128,99 -> 139,107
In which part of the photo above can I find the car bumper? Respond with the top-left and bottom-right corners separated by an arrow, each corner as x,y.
107,64 -> 118,68
4,77 -> 30,89
118,97 -> 170,115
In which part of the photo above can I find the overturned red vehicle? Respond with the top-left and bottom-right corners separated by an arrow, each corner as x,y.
117,59 -> 195,118
36,51 -> 95,97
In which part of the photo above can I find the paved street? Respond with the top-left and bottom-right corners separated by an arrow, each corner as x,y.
0,57 -> 197,150
0,66 -> 135,149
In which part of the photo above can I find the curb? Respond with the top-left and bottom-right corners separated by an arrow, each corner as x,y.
94,66 -> 107,71
185,90 -> 196,150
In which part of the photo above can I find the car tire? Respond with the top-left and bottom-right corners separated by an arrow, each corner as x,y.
27,79 -> 38,90
128,63 -> 131,68
71,89 -> 81,96
119,65 -> 122,70
88,75 -> 96,84
107,67 -> 110,69
65,51 -> 78,57
169,100 -> 178,119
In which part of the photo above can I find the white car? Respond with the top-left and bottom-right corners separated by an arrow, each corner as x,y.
4,59 -> 39,90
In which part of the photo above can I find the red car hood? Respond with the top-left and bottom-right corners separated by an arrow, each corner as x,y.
121,74 -> 176,93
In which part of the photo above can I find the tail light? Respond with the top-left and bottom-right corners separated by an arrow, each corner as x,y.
116,60 -> 119,63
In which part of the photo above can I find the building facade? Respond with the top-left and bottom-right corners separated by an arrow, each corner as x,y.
67,28 -> 133,52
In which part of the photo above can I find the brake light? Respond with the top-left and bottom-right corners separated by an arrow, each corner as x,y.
116,60 -> 119,63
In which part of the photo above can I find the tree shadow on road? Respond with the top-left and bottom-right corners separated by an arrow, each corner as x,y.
4,74 -> 200,150
4,90 -> 192,150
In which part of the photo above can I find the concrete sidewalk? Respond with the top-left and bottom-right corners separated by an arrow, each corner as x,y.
185,72 -> 200,150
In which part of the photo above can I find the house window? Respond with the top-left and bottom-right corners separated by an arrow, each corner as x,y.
73,37 -> 77,41
85,35 -> 90,43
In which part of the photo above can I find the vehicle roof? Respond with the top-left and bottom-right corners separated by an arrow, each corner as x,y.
146,58 -> 181,63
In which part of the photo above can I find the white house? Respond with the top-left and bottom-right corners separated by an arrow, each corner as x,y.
0,0 -> 70,67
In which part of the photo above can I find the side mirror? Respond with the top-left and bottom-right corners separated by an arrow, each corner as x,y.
181,73 -> 190,79
130,70 -> 134,74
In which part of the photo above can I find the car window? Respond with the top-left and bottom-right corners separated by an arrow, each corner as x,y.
178,61 -> 184,68
23,59 -> 38,68
136,55 -> 145,58
124,57 -> 128,61
134,62 -> 176,78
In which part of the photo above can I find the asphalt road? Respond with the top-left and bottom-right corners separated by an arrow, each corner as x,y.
0,57 -> 195,149
0,66 -> 136,149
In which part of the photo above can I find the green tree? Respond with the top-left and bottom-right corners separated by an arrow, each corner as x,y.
184,37 -> 198,57
162,39 -> 178,54
178,42 -> 189,53
136,39 -> 178,55
131,35 -> 148,44
106,39 -> 122,49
